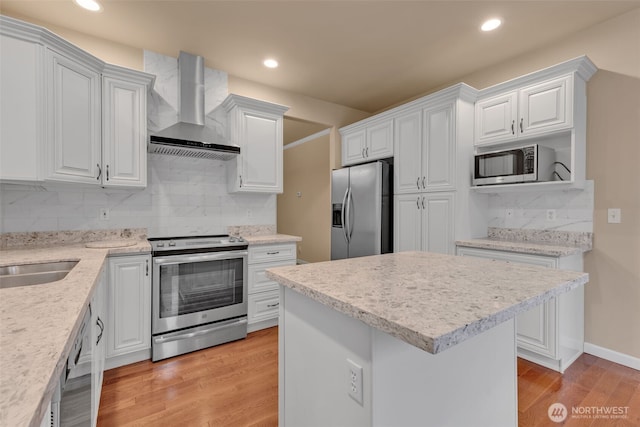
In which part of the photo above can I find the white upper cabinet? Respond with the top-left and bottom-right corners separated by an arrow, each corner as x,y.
475,74 -> 576,146
0,28 -> 45,182
395,101 -> 456,194
341,118 -> 393,166
222,94 -> 289,193
394,110 -> 422,193
46,49 -> 102,183
474,92 -> 518,145
0,15 -> 154,188
519,76 -> 572,136
101,67 -> 150,188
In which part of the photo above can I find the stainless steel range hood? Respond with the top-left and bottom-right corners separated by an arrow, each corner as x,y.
149,51 -> 239,160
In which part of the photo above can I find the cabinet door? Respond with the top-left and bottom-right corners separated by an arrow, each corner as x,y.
91,271 -> 106,427
46,50 -> 101,184
394,194 -> 423,252
0,33 -> 45,181
474,91 -> 517,145
394,111 -> 423,194
107,255 -> 151,358
342,128 -> 366,166
423,103 -> 455,191
102,76 -> 147,188
366,119 -> 394,160
422,193 -> 454,254
455,247 -> 558,358
519,75 -> 572,137
238,109 -> 283,192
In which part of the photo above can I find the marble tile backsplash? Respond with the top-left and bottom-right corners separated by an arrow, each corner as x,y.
487,180 -> 594,232
0,154 -> 276,237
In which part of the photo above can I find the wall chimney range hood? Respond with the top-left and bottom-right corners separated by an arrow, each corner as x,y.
149,51 -> 239,160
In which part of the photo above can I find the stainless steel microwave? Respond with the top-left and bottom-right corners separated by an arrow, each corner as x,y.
473,144 -> 555,186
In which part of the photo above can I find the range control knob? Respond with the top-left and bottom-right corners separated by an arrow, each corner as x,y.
168,241 -> 176,247
156,243 -> 165,248
229,236 -> 238,243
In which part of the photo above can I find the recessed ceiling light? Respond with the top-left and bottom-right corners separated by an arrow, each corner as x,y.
481,18 -> 502,32
263,59 -> 279,69
74,0 -> 102,12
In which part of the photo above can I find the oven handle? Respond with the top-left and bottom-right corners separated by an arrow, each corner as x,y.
153,250 -> 248,266
153,318 -> 248,344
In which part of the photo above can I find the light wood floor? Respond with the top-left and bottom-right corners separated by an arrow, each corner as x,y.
98,327 -> 639,426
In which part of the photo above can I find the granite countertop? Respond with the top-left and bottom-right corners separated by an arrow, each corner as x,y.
455,238 -> 587,257
244,234 -> 302,246
455,227 -> 593,257
0,239 -> 151,427
266,251 -> 588,355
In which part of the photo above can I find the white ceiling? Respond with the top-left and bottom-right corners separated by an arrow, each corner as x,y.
2,1 -> 639,113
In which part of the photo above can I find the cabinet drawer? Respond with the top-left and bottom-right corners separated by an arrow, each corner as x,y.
248,290 -> 280,324
456,246 -> 557,268
249,243 -> 296,263
249,259 -> 296,294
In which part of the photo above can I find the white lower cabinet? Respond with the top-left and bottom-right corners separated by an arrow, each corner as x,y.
456,246 -> 584,373
106,254 -> 151,369
394,193 -> 454,254
247,243 -> 297,332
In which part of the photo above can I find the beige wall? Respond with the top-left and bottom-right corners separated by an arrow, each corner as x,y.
4,11 -> 142,70
450,9 -> 640,359
277,135 -> 331,263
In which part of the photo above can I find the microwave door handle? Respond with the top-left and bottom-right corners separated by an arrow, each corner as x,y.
341,187 -> 350,244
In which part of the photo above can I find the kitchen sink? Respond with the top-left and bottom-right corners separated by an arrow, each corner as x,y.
0,261 -> 79,289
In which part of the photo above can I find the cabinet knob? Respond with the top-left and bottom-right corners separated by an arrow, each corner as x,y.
362,148 -> 365,158
520,118 -> 524,133
106,164 -> 110,181
239,175 -> 243,187
422,177 -> 426,189
416,177 -> 420,189
365,147 -> 369,157
96,164 -> 102,181
511,120 -> 515,135
422,196 -> 425,210
416,197 -> 421,209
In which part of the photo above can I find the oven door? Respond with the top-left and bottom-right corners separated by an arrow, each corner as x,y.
152,250 -> 248,335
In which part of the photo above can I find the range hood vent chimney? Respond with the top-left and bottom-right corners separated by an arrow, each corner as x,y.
149,51 -> 239,160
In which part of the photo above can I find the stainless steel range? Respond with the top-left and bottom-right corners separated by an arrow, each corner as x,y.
149,235 -> 248,361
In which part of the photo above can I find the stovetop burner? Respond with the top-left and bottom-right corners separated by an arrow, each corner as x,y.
148,234 -> 247,253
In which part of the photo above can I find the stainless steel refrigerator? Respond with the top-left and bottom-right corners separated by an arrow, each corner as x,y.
331,160 -> 392,260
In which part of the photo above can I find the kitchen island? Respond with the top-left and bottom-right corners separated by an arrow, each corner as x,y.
266,251 -> 588,426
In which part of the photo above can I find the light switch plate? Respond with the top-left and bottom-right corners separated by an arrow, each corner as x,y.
607,208 -> 621,224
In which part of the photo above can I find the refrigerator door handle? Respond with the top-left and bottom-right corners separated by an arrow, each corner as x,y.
346,187 -> 354,240
341,187 -> 350,244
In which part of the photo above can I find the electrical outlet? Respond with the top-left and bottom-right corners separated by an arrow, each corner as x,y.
607,208 -> 621,224
347,358 -> 363,405
99,208 -> 110,221
546,209 -> 557,222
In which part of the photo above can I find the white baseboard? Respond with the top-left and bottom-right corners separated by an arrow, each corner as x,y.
584,342 -> 640,370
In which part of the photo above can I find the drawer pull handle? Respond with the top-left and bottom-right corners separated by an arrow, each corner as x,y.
267,251 -> 280,255
267,303 -> 279,308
